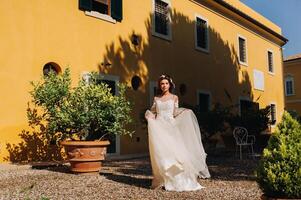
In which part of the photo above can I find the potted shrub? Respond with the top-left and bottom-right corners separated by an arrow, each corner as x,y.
29,68 -> 133,173
256,111 -> 301,199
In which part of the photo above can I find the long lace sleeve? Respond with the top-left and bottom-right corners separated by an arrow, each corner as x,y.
150,100 -> 157,114
174,96 -> 179,108
145,98 -> 156,120
174,95 -> 186,117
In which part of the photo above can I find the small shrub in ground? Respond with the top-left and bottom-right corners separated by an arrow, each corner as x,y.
287,109 -> 301,123
256,111 -> 301,198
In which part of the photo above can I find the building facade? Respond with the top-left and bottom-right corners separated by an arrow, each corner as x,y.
0,0 -> 287,161
284,54 -> 301,114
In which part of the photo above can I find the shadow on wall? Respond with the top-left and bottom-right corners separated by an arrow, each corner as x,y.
6,7 -> 254,162
5,105 -> 64,163
99,9 -> 254,124
99,9 -> 255,152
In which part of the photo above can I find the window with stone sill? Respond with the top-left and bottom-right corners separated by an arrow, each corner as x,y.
79,0 -> 123,22
152,0 -> 172,40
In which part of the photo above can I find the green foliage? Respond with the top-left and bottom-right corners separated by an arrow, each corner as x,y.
287,110 -> 301,123
256,111 -> 301,198
227,105 -> 271,137
28,69 -> 133,141
194,103 -> 231,137
190,103 -> 271,140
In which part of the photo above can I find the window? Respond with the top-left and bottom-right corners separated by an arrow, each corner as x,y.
98,75 -> 120,154
270,103 -> 276,125
239,99 -> 259,116
238,36 -> 247,65
195,15 -> 209,52
79,0 -> 122,23
43,62 -> 61,76
267,50 -> 274,73
285,76 -> 294,96
197,92 -> 210,112
152,0 -> 171,40
98,79 -> 117,95
131,75 -> 142,91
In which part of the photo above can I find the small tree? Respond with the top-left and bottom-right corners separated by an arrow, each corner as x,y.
256,111 -> 301,198
28,68 -> 133,142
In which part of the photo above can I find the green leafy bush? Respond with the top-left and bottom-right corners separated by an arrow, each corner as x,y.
287,110 -> 301,123
28,68 -> 133,142
227,105 -> 271,137
189,102 -> 271,141
256,111 -> 301,198
194,103 -> 231,139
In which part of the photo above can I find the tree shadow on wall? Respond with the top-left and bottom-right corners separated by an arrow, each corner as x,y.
5,105 -> 64,163
98,9 -> 256,130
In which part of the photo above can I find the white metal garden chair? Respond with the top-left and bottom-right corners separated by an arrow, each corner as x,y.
233,127 -> 255,160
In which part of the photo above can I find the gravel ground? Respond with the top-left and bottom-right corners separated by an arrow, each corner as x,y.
0,153 -> 262,200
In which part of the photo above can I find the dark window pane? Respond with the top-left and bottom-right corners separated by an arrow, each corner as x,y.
43,63 -> 59,76
153,87 -> 157,95
92,0 -> 109,14
98,79 -> 116,95
286,81 -> 290,94
79,0 -> 93,11
111,0 -> 123,21
198,93 -> 210,112
286,80 -> 293,95
268,51 -> 273,72
155,0 -> 169,35
239,37 -> 246,62
106,135 -> 116,153
240,100 -> 258,116
270,104 -> 276,125
196,18 -> 207,49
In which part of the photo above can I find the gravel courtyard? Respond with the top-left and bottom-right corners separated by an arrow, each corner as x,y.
0,153 -> 262,200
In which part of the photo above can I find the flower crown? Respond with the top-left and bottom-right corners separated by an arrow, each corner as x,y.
159,74 -> 175,87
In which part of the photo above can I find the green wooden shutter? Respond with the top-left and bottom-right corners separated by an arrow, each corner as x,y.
79,0 -> 93,11
111,0 -> 123,22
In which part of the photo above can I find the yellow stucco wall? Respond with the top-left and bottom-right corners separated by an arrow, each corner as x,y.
284,59 -> 301,114
0,0 -> 286,162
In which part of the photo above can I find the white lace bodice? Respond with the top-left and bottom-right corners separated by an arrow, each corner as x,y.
150,96 -> 179,120
156,99 -> 175,120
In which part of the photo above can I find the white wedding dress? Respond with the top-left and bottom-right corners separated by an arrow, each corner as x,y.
145,95 -> 210,191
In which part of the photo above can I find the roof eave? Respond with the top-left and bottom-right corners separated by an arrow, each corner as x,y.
213,0 -> 288,44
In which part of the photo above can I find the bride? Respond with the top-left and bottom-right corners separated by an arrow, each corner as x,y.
145,74 -> 210,191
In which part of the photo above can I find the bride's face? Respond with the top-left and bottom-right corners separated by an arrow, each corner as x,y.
160,79 -> 170,93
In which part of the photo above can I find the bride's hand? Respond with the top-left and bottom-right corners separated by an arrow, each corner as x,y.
146,115 -> 155,120
145,110 -> 156,120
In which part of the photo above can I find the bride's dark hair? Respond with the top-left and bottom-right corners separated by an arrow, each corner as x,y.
156,74 -> 175,96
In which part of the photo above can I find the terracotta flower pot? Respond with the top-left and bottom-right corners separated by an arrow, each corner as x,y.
61,140 -> 110,173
